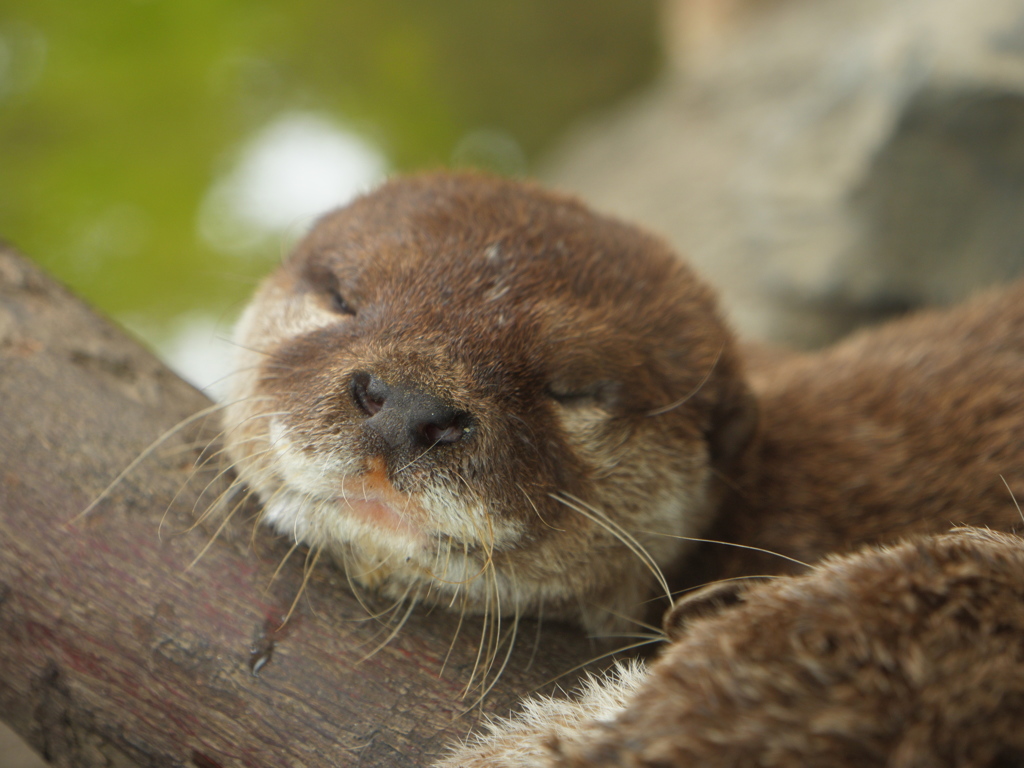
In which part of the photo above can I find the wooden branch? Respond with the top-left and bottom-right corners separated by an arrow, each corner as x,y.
0,247 -> 598,768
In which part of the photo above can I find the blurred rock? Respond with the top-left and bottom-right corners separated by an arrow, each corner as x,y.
544,0 -> 1024,346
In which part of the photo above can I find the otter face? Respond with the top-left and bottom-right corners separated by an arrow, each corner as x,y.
224,173 -> 754,634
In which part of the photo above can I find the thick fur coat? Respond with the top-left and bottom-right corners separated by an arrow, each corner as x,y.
223,174 -> 1024,767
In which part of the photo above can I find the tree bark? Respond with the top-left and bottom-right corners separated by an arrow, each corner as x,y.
0,247 -> 599,767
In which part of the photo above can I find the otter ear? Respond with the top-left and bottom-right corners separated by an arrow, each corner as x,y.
708,383 -> 759,471
663,577 -> 772,640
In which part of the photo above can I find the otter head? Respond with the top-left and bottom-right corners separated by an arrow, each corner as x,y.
223,173 -> 756,634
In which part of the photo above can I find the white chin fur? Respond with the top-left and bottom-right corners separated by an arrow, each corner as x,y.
261,491 -> 426,559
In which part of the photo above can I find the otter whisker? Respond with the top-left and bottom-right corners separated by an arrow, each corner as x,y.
220,337 -> 283,360
154,439 -> 228,458
181,404 -> 287,464
338,545 -> 398,623
179,449 -> 269,534
642,531 -> 810,569
279,545 -> 324,628
465,560 -> 496,697
553,492 -> 673,604
265,539 -> 302,592
200,362 -> 280,395
187,468 -> 257,531
468,566 -> 522,708
288,487 -> 315,545
398,487 -> 417,528
467,618 -> 522,710
662,573 -> 784,602
70,400 -> 233,525
444,553 -> 477,669
442,541 -> 460,607
477,559 -> 504,695
1000,475 -> 1024,527
334,530 -> 396,584
439,579 -> 469,678
483,565 -> 507,696
245,485 -> 274,554
186,487 -> 252,570
647,341 -> 725,417
155,404 -> 289,537
526,601 -> 544,672
358,591 -> 414,634
209,478 -> 305,576
392,431 -> 456,476
360,586 -> 421,662
333,548 -> 419,628
592,605 -> 664,637
589,632 -> 665,644
430,520 -> 496,587
516,482 -> 564,532
477,548 -> 504,697
430,533 -> 446,585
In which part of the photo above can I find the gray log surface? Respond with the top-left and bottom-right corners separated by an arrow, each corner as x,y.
0,247 -> 600,768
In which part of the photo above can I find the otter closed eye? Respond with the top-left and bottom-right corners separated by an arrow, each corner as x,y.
547,381 -> 618,409
329,289 -> 355,316
302,261 -> 356,315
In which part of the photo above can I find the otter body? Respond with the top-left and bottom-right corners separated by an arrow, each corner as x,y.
225,172 -> 1024,623
682,283 -> 1024,588
223,173 -> 1024,766
442,528 -> 1024,767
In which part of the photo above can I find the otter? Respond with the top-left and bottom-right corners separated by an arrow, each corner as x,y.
223,172 -> 1024,763
225,172 -> 754,634
225,172 -> 1024,628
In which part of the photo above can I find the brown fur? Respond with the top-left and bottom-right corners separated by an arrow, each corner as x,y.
223,172 -> 1024,764
681,285 -> 1024,589
568,529 -> 1024,767
449,529 -> 1024,767
226,172 -> 1024,625
225,172 -> 755,632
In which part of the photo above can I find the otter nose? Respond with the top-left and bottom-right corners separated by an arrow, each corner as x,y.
351,371 -> 470,449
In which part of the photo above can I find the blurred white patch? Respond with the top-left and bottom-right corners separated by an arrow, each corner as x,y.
128,313 -> 237,402
198,112 -> 387,254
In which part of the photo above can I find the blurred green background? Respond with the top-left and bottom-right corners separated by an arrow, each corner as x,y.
0,0 -> 660,389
